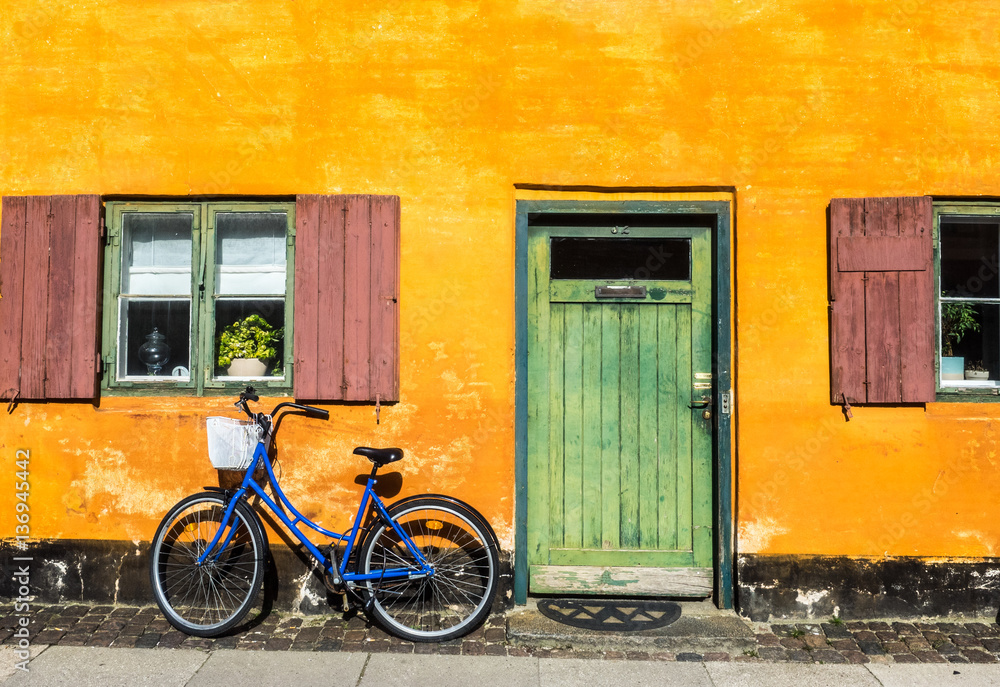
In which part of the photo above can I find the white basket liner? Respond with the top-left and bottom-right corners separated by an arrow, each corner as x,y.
206,417 -> 265,469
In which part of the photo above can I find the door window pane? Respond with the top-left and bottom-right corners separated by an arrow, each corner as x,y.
550,238 -> 691,280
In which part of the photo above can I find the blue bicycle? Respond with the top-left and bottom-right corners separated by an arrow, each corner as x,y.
149,387 -> 500,642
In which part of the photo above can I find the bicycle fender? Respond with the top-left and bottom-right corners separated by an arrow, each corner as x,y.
386,493 -> 500,551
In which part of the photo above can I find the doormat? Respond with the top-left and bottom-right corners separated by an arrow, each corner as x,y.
537,599 -> 682,632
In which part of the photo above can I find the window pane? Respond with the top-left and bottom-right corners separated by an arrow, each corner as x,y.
941,301 -> 1000,385
940,221 -> 1000,299
123,213 -> 193,295
550,238 -> 691,280
214,299 -> 285,379
118,299 -> 191,379
215,212 -> 287,295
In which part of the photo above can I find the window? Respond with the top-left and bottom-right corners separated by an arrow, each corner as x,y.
0,196 -> 101,400
829,196 -> 1000,403
936,203 -> 1000,392
2,193 -> 400,402
828,196 -> 934,404
103,201 -> 294,393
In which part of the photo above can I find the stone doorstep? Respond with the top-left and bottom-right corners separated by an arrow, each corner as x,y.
505,603 -> 757,656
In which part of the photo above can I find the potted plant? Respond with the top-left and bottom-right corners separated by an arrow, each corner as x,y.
941,297 -> 979,381
217,314 -> 283,377
965,360 -> 989,381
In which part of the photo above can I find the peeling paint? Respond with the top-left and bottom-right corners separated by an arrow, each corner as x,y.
794,589 -> 829,617
738,517 -> 789,552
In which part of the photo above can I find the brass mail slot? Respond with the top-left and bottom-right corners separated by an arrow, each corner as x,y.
595,285 -> 647,299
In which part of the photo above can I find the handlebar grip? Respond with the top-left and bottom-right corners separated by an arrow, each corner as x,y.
243,386 -> 259,402
308,407 -> 329,420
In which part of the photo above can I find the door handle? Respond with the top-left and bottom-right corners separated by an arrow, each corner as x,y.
690,398 -> 713,420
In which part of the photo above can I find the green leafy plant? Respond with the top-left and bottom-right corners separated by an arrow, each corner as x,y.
966,360 -> 988,372
941,296 -> 979,357
216,314 -> 283,368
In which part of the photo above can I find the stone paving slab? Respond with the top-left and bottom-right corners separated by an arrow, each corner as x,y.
703,663 -> 880,686
866,663 -> 1000,686
4,602 -> 1000,666
534,657 -> 715,686
1,646 -> 208,687
187,649 -> 367,687
361,654 -> 541,687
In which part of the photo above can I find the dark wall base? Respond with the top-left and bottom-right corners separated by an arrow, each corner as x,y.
738,554 -> 1000,622
1,539 -> 513,614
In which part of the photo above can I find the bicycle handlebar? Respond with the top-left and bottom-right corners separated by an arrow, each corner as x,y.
271,401 -> 330,420
236,386 -> 330,426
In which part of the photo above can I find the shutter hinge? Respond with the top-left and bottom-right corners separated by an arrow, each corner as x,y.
99,216 -> 106,240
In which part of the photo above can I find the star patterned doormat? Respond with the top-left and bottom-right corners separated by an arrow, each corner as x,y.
537,599 -> 683,632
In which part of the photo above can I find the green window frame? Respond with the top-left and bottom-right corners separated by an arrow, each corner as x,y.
934,202 -> 1000,398
102,200 -> 295,395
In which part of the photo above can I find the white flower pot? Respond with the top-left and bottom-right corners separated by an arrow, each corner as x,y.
965,369 -> 989,380
227,358 -> 267,377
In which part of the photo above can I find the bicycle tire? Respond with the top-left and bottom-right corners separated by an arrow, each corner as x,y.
357,496 -> 500,642
149,492 -> 265,637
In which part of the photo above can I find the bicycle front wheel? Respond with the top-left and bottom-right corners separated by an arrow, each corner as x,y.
357,496 -> 499,642
149,492 -> 265,637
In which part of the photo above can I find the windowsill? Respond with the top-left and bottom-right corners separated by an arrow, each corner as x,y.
212,376 -> 286,382
96,392 -> 295,412
933,385 -> 1000,405
119,375 -> 192,383
940,379 -> 998,389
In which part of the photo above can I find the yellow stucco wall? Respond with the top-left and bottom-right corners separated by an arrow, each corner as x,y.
2,1 -> 1000,560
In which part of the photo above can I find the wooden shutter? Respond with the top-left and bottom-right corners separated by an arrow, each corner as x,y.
829,196 -> 934,404
0,195 -> 102,400
294,194 -> 400,402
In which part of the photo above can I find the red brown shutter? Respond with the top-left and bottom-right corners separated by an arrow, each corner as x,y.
829,196 -> 934,404
0,195 -> 101,400
294,194 -> 400,402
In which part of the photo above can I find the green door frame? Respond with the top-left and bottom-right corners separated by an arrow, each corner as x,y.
514,198 -> 734,608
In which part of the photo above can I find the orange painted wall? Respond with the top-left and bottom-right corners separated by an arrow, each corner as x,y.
2,1 -> 1000,560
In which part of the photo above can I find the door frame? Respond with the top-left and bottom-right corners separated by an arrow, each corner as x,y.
514,197 -> 734,607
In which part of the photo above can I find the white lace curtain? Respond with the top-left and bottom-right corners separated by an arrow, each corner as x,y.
124,212 -> 286,295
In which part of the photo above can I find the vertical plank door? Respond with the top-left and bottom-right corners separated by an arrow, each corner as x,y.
527,224 -> 714,596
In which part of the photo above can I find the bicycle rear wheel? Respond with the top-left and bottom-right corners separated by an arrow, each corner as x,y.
149,492 -> 265,637
357,496 -> 499,642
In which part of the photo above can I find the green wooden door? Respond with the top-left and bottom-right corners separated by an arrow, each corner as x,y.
527,224 -> 714,596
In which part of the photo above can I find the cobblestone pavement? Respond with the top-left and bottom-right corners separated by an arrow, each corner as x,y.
3,603 -> 1000,664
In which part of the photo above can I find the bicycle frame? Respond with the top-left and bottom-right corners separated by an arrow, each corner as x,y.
197,438 -> 432,585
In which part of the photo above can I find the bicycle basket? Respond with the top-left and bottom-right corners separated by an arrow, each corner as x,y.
206,417 -> 265,470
